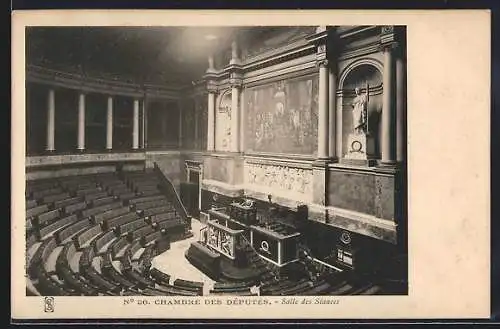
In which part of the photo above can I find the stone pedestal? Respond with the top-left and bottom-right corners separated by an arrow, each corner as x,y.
340,133 -> 377,166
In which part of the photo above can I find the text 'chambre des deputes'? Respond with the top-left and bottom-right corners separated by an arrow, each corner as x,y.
123,297 -> 340,306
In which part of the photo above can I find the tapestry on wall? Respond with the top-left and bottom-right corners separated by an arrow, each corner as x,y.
245,76 -> 319,155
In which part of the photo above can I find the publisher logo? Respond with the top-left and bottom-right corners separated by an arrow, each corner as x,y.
44,297 -> 54,313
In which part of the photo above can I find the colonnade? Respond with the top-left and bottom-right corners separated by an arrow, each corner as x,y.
43,90 -> 142,152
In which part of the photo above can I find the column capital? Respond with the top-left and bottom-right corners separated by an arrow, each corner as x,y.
380,25 -> 399,50
306,26 -> 335,46
229,71 -> 243,89
316,59 -> 329,69
379,40 -> 399,52
206,80 -> 218,94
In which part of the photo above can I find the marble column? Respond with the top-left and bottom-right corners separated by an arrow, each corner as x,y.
317,60 -> 329,160
141,99 -> 146,149
77,93 -> 85,151
381,45 -> 396,165
328,69 -> 337,160
207,91 -> 216,151
396,52 -> 406,163
46,89 -> 55,152
230,85 -> 240,152
178,103 -> 183,149
106,96 -> 113,150
230,40 -> 240,65
194,100 -> 199,150
132,99 -> 139,150
336,93 -> 343,159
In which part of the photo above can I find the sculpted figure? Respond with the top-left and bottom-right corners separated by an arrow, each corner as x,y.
351,83 -> 369,134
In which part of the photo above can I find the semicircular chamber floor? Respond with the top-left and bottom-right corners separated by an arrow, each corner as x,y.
151,218 -> 216,294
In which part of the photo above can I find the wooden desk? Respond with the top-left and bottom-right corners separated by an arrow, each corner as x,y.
250,224 -> 301,267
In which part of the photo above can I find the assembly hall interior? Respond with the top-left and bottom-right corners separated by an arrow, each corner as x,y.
24,25 -> 408,297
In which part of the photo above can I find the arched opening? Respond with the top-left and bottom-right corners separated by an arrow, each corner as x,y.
216,89 -> 232,151
340,63 -> 383,159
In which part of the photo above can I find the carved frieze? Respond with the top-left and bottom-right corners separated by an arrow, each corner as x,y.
244,162 -> 313,196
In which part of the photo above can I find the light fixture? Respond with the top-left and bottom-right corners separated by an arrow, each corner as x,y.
204,34 -> 218,41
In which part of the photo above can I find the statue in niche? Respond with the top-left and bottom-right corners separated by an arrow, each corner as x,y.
351,81 -> 370,135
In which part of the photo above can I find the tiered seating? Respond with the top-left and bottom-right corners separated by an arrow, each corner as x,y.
54,219 -> 90,245
84,191 -> 109,202
64,201 -> 88,215
91,196 -> 116,207
127,225 -> 155,242
54,196 -> 82,209
149,267 -> 171,286
141,231 -> 163,246
119,218 -> 147,235
101,252 -> 137,291
25,170 -> 198,297
123,171 -> 161,197
92,206 -> 130,225
38,214 -> 78,240
104,212 -> 138,231
73,224 -> 102,249
137,244 -> 156,272
93,230 -> 117,254
56,242 -> 98,295
123,240 -> 143,261
79,242 -> 120,294
34,208 -> 62,227
142,206 -> 174,218
82,201 -> 123,221
26,199 -> 38,209
128,195 -> 165,205
109,236 -> 129,259
27,204 -> 49,219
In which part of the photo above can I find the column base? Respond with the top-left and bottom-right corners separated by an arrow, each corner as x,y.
339,158 -> 378,167
313,158 -> 331,167
76,148 -> 86,153
105,148 -> 113,152
378,160 -> 397,167
44,149 -> 56,155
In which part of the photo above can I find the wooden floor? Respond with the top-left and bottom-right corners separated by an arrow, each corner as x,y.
151,218 -> 216,295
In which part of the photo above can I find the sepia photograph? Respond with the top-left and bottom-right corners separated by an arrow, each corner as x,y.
24,24 -> 408,299
11,10 -> 490,320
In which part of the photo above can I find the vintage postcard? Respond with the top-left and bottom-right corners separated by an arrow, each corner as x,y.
11,10 -> 490,320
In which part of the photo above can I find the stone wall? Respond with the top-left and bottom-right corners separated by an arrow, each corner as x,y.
145,151 -> 183,193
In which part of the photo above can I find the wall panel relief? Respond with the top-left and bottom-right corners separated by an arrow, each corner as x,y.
196,95 -> 208,150
215,90 -> 232,152
245,76 -> 318,155
244,162 -> 313,200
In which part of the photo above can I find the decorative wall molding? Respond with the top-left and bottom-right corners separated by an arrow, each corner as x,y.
338,58 -> 384,90
308,203 -> 398,244
243,54 -> 317,87
243,162 -> 313,198
26,152 -> 146,168
27,65 -> 184,99
244,156 -> 313,170
201,179 -> 244,197
328,162 -> 398,177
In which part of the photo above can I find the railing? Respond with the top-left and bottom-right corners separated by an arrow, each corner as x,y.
153,162 -> 190,227
199,226 -> 208,243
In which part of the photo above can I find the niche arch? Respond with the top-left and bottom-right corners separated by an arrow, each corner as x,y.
215,88 -> 232,151
338,59 -> 384,159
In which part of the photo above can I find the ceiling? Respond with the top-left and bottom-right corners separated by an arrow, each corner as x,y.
26,26 -> 257,85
